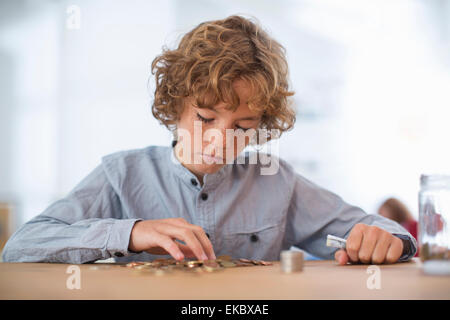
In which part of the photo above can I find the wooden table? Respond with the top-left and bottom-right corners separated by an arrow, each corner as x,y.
0,258 -> 449,299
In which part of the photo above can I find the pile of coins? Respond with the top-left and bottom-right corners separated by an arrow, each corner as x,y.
123,255 -> 273,275
420,242 -> 450,261
280,250 -> 304,273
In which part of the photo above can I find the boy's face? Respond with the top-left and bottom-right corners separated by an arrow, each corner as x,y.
174,79 -> 262,181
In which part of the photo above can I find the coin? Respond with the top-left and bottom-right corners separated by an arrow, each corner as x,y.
220,260 -> 237,268
234,260 -> 252,267
137,264 -> 156,270
126,262 -> 145,268
280,250 -> 304,273
236,259 -> 254,266
186,260 -> 203,268
202,266 -> 218,272
204,261 -> 220,268
217,255 -> 232,261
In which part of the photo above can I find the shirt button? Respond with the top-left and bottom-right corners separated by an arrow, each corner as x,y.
114,252 -> 124,257
190,178 -> 198,186
201,193 -> 208,201
250,234 -> 259,242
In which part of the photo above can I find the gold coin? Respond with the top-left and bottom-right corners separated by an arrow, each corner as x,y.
202,266 -> 216,272
186,260 -> 203,267
126,262 -> 144,268
134,265 -> 150,270
217,255 -> 232,261
186,264 -> 198,268
220,261 -> 236,268
204,261 -> 220,268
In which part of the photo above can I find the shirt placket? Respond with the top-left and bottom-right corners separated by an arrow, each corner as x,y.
196,184 -> 215,246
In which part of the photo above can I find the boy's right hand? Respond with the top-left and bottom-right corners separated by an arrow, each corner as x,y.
128,218 -> 216,261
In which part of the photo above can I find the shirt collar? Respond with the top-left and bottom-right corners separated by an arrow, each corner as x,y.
167,141 -> 232,190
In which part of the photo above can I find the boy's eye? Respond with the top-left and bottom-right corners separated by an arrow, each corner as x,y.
196,113 -> 214,123
236,125 -> 251,132
196,112 -> 251,131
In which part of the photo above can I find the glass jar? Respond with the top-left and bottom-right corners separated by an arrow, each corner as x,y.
419,174 -> 450,262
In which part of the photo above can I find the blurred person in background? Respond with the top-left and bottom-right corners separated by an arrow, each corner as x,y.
378,198 -> 419,257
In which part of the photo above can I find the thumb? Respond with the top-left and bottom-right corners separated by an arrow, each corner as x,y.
334,249 -> 349,265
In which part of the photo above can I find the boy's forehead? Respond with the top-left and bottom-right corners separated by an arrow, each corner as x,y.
185,78 -> 263,119
212,101 -> 259,117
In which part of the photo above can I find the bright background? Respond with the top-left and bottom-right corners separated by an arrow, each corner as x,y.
0,0 -> 449,233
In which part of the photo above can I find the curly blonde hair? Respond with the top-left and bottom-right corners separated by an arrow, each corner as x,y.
151,15 -> 296,142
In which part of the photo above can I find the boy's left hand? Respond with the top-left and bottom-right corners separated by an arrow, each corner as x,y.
334,223 -> 404,265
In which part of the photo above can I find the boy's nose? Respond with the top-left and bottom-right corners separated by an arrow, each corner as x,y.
202,128 -> 234,157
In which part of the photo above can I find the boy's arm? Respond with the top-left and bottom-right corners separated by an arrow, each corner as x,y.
285,173 -> 418,263
1,165 -> 142,264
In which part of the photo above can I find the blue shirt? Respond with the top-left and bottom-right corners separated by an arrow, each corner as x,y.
2,144 -> 417,264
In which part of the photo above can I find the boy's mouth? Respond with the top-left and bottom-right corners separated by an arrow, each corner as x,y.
196,153 -> 224,164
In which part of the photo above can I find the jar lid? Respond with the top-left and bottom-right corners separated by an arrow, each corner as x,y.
420,174 -> 450,189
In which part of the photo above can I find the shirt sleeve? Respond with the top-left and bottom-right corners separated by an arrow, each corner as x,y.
285,172 -> 418,261
1,164 -> 143,264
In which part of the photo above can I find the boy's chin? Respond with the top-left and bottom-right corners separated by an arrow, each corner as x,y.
192,163 -> 225,174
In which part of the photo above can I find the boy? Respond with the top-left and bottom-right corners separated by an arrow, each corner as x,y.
2,15 -> 417,265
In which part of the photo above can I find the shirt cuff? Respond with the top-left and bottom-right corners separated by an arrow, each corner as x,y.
392,233 -> 418,262
106,218 -> 143,258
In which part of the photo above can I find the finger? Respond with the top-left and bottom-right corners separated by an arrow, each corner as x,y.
189,226 -> 216,260
164,219 -> 216,260
157,223 -> 208,261
358,228 -> 379,264
346,224 -> 364,263
146,241 -> 199,259
144,246 -> 170,255
176,242 -> 198,259
151,234 -> 185,261
334,249 -> 349,265
385,236 -> 403,264
371,232 -> 392,264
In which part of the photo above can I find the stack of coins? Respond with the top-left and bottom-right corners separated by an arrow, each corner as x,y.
280,250 -> 304,273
